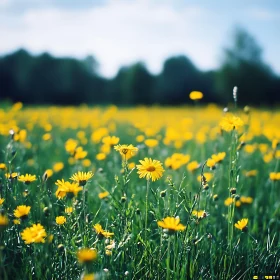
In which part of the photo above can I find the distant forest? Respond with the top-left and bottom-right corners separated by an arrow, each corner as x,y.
1,29 -> 280,106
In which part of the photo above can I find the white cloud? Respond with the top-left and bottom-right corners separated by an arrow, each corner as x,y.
0,0 -> 249,76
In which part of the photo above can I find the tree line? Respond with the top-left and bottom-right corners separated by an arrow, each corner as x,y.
1,28 -> 279,106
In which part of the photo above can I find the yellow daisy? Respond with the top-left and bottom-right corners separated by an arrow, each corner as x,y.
157,217 -> 186,232
136,158 -> 164,181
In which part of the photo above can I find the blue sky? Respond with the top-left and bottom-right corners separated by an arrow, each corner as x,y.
0,0 -> 279,77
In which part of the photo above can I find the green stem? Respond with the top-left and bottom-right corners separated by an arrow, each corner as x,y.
145,179 -> 150,243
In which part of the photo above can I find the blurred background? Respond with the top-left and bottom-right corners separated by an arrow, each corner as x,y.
0,0 -> 279,106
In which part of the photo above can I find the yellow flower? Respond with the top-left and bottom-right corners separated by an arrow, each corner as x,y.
224,197 -> 234,206
206,158 -> 216,169
13,219 -> 21,225
192,210 -> 207,219
144,139 -> 159,148
114,144 -> 138,160
189,91 -> 203,100
65,138 -> 78,155
55,180 -> 83,199
136,158 -> 164,181
197,173 -> 213,183
14,205 -> 31,219
240,196 -> 253,204
0,214 -> 9,227
93,224 -> 114,238
136,135 -> 145,142
77,248 -> 97,264
102,135 -> 120,147
0,163 -> 7,171
157,217 -> 186,232
42,133 -> 52,141
82,159 -> 91,167
74,147 -> 88,160
21,223 -> 47,244
5,172 -> 18,179
96,153 -> 106,160
70,171 -> 94,186
269,172 -> 280,181
56,216 -> 66,225
18,174 -> 37,184
245,170 -> 257,177
211,152 -> 226,163
0,197 -> 4,205
219,114 -> 244,131
44,169 -> 53,179
234,218 -> 248,232
53,162 -> 64,173
98,191 -> 109,199
187,161 -> 200,172
65,207 -> 73,214
165,153 -> 190,170
81,273 -> 95,280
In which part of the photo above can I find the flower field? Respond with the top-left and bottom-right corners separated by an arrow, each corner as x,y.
0,102 -> 280,279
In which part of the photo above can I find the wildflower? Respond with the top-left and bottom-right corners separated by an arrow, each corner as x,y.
234,218 -> 248,232
189,91 -> 203,100
157,217 -> 186,232
206,158 -> 216,170
269,172 -> 280,181
0,163 -> 7,171
65,207 -> 73,214
70,171 -> 94,186
93,224 -> 114,238
219,114 -> 244,131
224,197 -> 234,206
43,169 -> 53,179
13,219 -> 20,225
74,147 -> 88,160
14,205 -> 31,219
21,223 -> 47,244
245,170 -> 257,177
42,133 -> 52,141
98,191 -> 109,199
102,135 -> 120,147
5,172 -> 18,179
165,153 -> 190,170
136,135 -> 145,142
82,159 -> 91,167
240,196 -> 253,204
0,197 -> 4,205
55,180 -> 83,199
0,214 -> 9,227
211,152 -> 226,164
65,139 -> 78,155
114,144 -> 138,160
56,216 -> 66,225
18,174 -> 37,184
96,153 -> 106,160
144,139 -> 159,148
136,158 -> 164,181
192,210 -> 208,219
187,161 -> 200,172
77,248 -> 97,264
197,173 -> 213,183
53,162 -> 64,173
81,273 -> 95,280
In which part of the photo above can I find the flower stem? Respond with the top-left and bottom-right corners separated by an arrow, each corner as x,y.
145,179 -> 150,243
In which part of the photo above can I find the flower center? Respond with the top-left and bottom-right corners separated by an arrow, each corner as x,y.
121,148 -> 128,154
146,166 -> 156,172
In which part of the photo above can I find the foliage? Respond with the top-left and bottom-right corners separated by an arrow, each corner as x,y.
0,103 -> 280,279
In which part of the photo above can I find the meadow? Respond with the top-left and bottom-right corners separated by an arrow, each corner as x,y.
0,101 -> 280,279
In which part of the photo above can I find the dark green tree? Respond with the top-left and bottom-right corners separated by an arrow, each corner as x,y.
215,27 -> 278,105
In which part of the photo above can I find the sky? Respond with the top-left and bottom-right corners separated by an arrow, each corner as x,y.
0,0 -> 280,77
